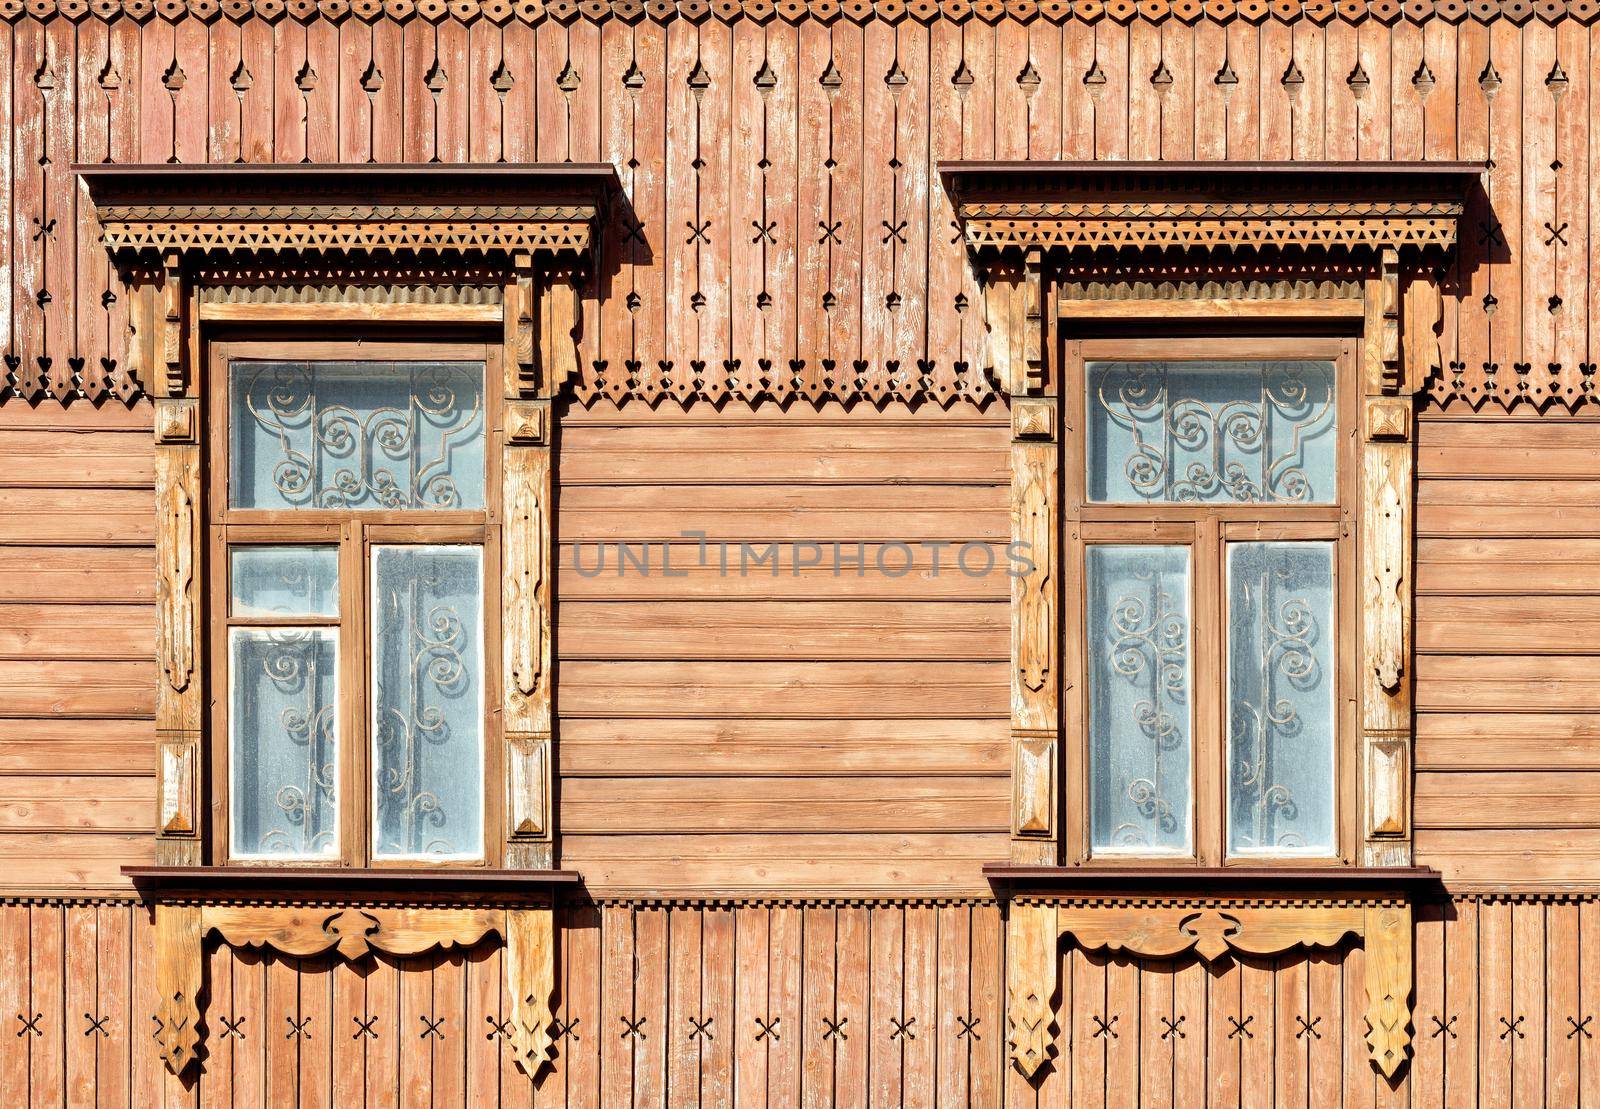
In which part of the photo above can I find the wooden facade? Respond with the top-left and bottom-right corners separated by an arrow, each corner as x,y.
0,1 -> 1598,1103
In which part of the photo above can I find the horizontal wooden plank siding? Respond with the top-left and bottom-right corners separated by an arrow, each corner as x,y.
1416,412 -> 1600,887
555,400 -> 1011,898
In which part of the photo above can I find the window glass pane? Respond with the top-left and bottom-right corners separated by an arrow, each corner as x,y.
229,628 -> 339,859
371,544 -> 484,860
1086,360 -> 1337,504
229,360 -> 486,510
1087,545 -> 1192,855
1227,541 -> 1337,856
230,546 -> 339,617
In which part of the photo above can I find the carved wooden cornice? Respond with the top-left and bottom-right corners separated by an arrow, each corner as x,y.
82,166 -> 614,264
12,0 -> 1600,28
944,162 -> 1482,257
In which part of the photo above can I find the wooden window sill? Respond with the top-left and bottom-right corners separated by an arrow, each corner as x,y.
123,865 -> 583,900
983,863 -> 1443,897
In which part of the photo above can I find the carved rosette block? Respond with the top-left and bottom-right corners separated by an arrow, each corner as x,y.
1004,895 -> 1416,1081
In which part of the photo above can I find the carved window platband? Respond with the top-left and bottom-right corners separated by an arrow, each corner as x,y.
945,159 -> 1476,1083
84,163 -> 611,1081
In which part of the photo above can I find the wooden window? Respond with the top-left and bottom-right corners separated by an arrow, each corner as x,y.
207,340 -> 504,867
1064,336 -> 1360,867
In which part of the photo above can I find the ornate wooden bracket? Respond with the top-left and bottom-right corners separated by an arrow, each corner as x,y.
989,868 -> 1440,1083
130,868 -> 578,1080
80,164 -> 615,874
944,161 -> 1480,873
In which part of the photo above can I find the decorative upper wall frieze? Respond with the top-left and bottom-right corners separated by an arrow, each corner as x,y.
8,0 -> 1600,27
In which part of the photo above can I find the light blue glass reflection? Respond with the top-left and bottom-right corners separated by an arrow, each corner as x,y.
370,545 -> 484,860
1087,545 -> 1192,855
1227,542 -> 1337,856
229,360 -> 485,510
229,546 -> 339,618
1086,360 -> 1337,504
229,627 -> 339,859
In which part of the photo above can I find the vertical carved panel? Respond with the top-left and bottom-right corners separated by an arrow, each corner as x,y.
154,338 -> 202,865
1010,397 -> 1058,858
503,399 -> 554,869
1006,900 -> 1056,1079
538,271 -> 581,399
153,901 -> 203,1075
504,903 -> 558,1078
1364,902 -> 1414,1079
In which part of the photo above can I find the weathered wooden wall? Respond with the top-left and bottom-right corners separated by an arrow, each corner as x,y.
2,896 -> 1600,1106
0,11 -> 1591,410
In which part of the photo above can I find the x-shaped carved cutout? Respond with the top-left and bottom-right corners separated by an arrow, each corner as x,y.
817,220 -> 842,245
881,219 -> 907,246
1569,1015 -> 1593,1040
1430,1014 -> 1458,1040
16,1012 -> 42,1038
1295,1015 -> 1322,1041
823,1016 -> 848,1041
689,1017 -> 713,1041
83,1013 -> 110,1039
685,220 -> 711,246
1092,1014 -> 1117,1040
750,220 -> 777,245
419,1015 -> 445,1040
352,1015 -> 378,1040
621,1015 -> 646,1040
1160,1015 -> 1186,1041
285,1016 -> 311,1041
957,1015 -> 980,1041
1500,1015 -> 1525,1040
1545,221 -> 1571,247
1228,1015 -> 1254,1040
890,1016 -> 916,1042
220,1015 -> 246,1040
755,1016 -> 781,1042
555,1017 -> 581,1041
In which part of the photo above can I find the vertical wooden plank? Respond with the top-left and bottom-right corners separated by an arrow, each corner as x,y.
599,905 -> 633,1109
363,954 -> 399,1109
889,20 -> 928,383
236,18 -> 272,164
0,19 -> 13,370
136,20 -> 173,164
666,906 -> 701,1104
628,21 -> 667,403
296,960 -> 332,1109
868,905 -> 903,1108
1441,899 -> 1478,1109
900,906 -> 935,1109
1522,19 -> 1557,400
735,905 -> 770,1107
1324,21 -> 1358,162
401,19 -> 435,164
1171,957 -> 1205,1109
662,18 -> 697,399
13,19 -> 47,395
0,905 -> 29,1107
368,19 -> 403,164
993,19 -> 1028,162
796,17 -> 834,404
434,20 -> 469,164
1291,21 -> 1326,162
729,18 -> 764,400
206,20 -> 240,164
834,905 -> 869,1109
430,954 -> 465,1109
1259,19 -> 1293,161
1206,950 -> 1241,1108
30,905 -> 64,1109
1548,900 -> 1581,1108
1487,19 -> 1523,403
1357,19 -> 1391,161
1092,21 -> 1128,160
568,19 -> 601,165
1580,900 -> 1600,1108
1226,21 -> 1260,161
968,902 -> 1003,1109
925,18 -> 965,405
129,907 -> 157,1109
1342,943 -> 1375,1109
828,19 -> 864,390
934,905 -> 969,1107
1480,899 -> 1513,1109
272,21 -> 308,166
1128,20 -> 1162,162
75,19 -> 111,397
1553,19 -> 1589,400
1239,956 -> 1273,1109
697,20 -> 732,390
333,955 -> 367,1109
596,18 -> 632,404
304,19 -> 339,164
1273,955 -> 1308,1109
632,908 -> 667,1109
1424,20 -> 1458,159
1103,957 -> 1138,1109
560,905 -> 603,1108
1513,901 -> 1547,1108
700,907 -> 735,1109
1193,21 -> 1228,162
337,20 -> 373,164
1138,961 -> 1174,1109
1159,20 -> 1195,161
95,905 -> 130,1109
1393,20 -> 1425,163
64,906 -> 97,1107
1071,950 -> 1106,1109
1028,21 -> 1063,161
398,957 -> 432,1109
801,906 -> 837,1109
196,942 -> 232,1109
467,20 -> 501,165
857,17 -> 897,393
770,905 -> 804,1109
1411,903 -> 1447,1109
465,944 -> 499,1109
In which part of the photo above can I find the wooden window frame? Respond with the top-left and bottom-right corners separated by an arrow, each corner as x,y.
206,339 -> 506,869
1061,334 -> 1361,868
